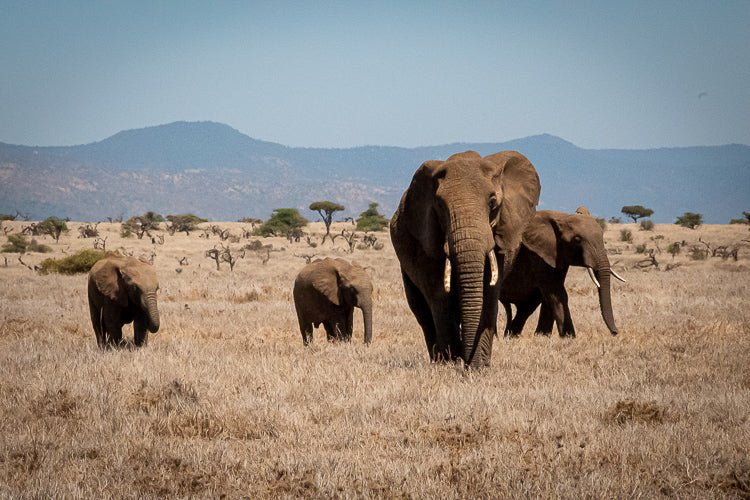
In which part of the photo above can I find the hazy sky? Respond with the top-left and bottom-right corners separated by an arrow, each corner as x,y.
1,1 -> 748,148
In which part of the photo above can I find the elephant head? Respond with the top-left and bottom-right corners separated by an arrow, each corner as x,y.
91,256 -> 160,333
522,209 -> 625,335
396,150 -> 540,367
313,258 -> 373,343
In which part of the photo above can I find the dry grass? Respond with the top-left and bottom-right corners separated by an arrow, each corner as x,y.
1,220 -> 749,498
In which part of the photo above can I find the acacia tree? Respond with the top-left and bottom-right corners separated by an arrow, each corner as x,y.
621,205 -> 654,223
675,212 -> 703,229
356,202 -> 389,232
38,217 -> 69,243
309,201 -> 344,243
254,208 -> 308,237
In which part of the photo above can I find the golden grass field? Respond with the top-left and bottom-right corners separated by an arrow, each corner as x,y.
1,219 -> 749,498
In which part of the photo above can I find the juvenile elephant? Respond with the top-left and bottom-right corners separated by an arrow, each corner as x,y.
293,258 -> 373,345
88,255 -> 161,348
391,150 -> 540,368
499,209 -> 626,337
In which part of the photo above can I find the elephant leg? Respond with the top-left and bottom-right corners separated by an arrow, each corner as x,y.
535,302 -> 555,336
296,310 -> 313,346
501,302 -> 513,337
547,288 -> 574,338
345,308 -> 354,342
509,293 -> 541,337
89,302 -> 106,349
401,272 -> 438,358
430,300 -> 462,362
323,321 -> 338,342
134,316 -> 148,347
102,315 -> 124,348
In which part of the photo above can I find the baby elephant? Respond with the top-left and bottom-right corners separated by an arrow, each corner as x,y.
293,258 -> 373,346
88,255 -> 161,348
500,208 -> 626,337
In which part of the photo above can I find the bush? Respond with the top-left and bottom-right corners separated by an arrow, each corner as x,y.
1,234 -> 52,254
120,224 -> 133,238
675,212 -> 703,229
620,229 -> 633,243
688,246 -> 708,261
608,217 -> 621,224
39,249 -> 105,275
667,242 -> 681,259
166,213 -> 207,235
635,244 -> 647,254
639,220 -> 654,231
356,202 -> 389,232
254,208 -> 308,237
0,213 -> 16,221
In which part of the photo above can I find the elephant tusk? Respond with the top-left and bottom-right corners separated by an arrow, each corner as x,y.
488,250 -> 498,286
611,268 -> 627,283
587,267 -> 601,288
443,257 -> 452,293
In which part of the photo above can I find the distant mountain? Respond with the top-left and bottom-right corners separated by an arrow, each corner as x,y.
1,121 -> 748,222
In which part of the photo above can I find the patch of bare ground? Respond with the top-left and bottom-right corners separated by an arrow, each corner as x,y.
0,221 -> 748,497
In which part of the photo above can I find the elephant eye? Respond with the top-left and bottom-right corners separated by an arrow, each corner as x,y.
489,195 -> 500,221
573,235 -> 582,243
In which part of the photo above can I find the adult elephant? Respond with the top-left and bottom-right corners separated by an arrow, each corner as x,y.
391,150 -> 540,368
88,255 -> 160,348
500,208 -> 626,337
293,258 -> 373,346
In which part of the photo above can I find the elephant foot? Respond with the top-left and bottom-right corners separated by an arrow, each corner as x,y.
559,332 -> 576,338
534,331 -> 552,337
504,331 -> 521,339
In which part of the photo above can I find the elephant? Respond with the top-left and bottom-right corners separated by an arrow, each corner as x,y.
499,208 -> 627,337
390,150 -> 541,368
88,255 -> 160,348
293,258 -> 373,346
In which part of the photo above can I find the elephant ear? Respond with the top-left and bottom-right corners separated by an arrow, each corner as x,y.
485,151 -> 541,274
91,258 -> 128,306
312,259 -> 344,306
522,212 -> 558,269
397,160 -> 446,258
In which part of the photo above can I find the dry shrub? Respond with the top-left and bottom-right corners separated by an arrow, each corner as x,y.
38,249 -> 105,274
266,465 -> 322,498
228,289 -> 261,303
711,461 -> 750,498
149,409 -> 277,440
605,399 -> 669,425
32,389 -> 80,418
130,380 -> 199,413
429,418 -> 492,448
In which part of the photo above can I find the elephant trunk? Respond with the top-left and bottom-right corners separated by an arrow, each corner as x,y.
450,226 -> 489,368
360,301 -> 373,345
594,258 -> 617,335
143,292 -> 160,333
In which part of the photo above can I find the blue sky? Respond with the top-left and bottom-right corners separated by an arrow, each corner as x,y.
1,1 -> 748,148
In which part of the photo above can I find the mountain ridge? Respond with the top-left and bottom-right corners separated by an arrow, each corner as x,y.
1,121 -> 748,223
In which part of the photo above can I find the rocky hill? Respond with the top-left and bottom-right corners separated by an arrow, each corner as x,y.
1,121 -> 748,222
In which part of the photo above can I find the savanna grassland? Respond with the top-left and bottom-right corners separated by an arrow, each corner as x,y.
1,220 -> 749,498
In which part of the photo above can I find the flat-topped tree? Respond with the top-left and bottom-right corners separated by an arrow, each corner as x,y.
309,201 -> 344,244
621,205 -> 654,223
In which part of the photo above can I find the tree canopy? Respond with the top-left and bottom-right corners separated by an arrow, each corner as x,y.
255,208 -> 309,237
37,217 -> 69,242
675,212 -> 703,229
621,205 -> 654,223
309,201 -> 345,243
356,202 -> 389,232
